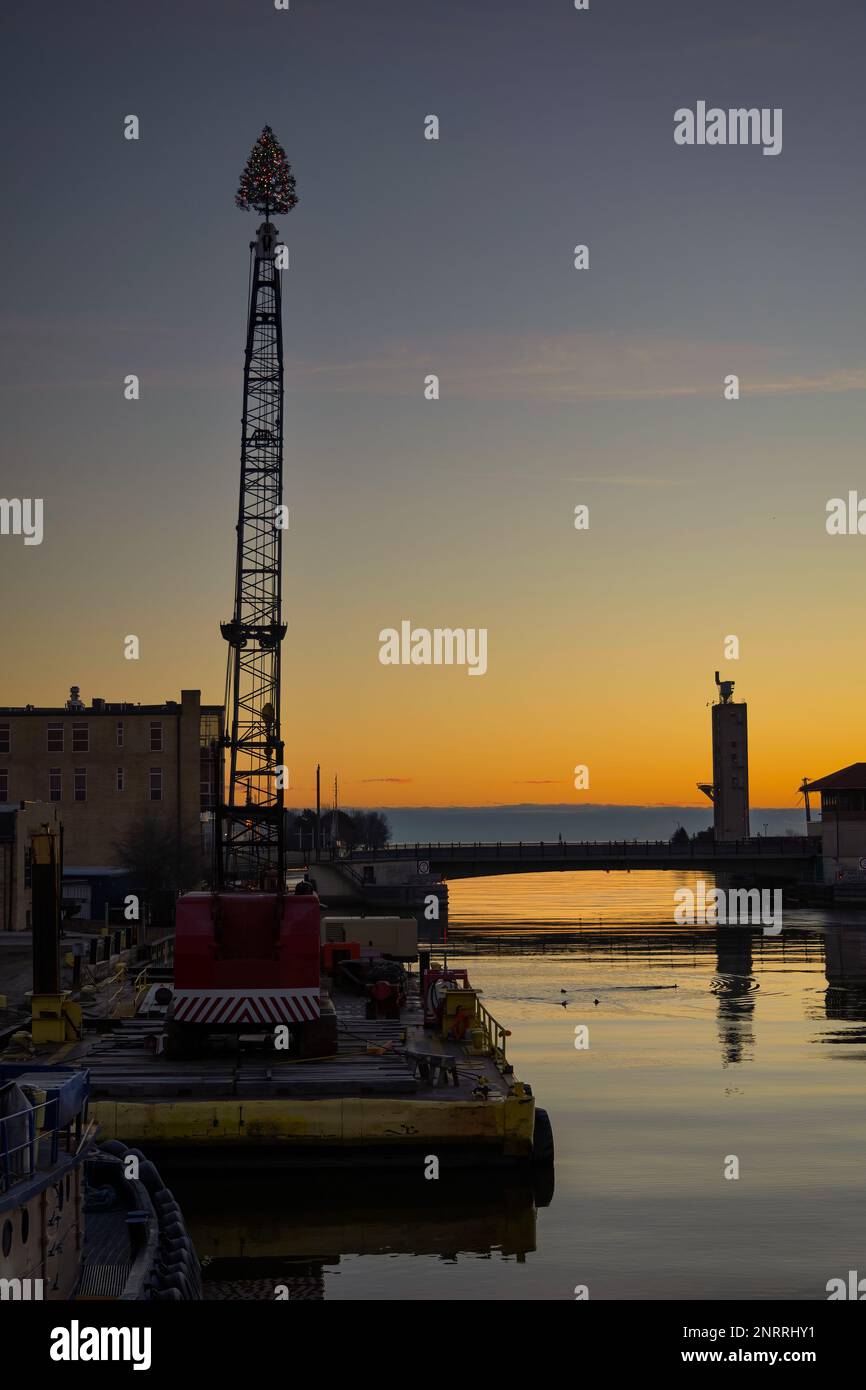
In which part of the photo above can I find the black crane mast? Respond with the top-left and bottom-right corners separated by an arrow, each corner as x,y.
218,128 -> 297,886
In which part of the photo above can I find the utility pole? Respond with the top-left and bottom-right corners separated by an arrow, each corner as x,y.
315,763 -> 321,863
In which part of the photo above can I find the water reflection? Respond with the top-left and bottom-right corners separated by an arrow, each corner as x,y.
823,925 -> 866,1020
168,1171 -> 548,1299
711,929 -> 755,1066
162,874 -> 866,1299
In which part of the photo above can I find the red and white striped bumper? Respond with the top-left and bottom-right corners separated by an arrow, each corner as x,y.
171,989 -> 320,1025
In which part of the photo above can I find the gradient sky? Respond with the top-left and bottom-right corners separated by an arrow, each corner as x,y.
3,0 -> 866,810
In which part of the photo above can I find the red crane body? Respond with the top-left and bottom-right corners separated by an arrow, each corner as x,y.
173,892 -> 320,1027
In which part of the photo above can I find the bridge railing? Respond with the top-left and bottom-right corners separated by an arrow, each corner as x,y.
348,837 -> 814,862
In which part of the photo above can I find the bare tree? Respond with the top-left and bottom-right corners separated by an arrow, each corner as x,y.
113,817 -> 203,902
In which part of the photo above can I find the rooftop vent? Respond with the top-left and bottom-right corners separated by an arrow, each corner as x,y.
66,685 -> 84,711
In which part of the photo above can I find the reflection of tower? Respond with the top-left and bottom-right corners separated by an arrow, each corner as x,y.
713,928 -> 755,1065
711,672 -> 749,841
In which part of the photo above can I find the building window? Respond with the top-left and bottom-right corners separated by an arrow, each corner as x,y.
72,722 -> 89,752
0,724 -> 9,754
116,766 -> 125,792
0,770 -> 7,803
200,711 -> 221,747
47,722 -> 63,753
200,713 -> 221,811
200,766 -> 213,809
116,721 -> 124,748
150,722 -> 163,752
200,747 -> 217,810
150,767 -> 163,801
49,768 -> 61,802
74,768 -> 86,802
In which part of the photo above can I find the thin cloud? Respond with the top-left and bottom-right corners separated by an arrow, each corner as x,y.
358,777 -> 413,784
7,318 -> 866,405
283,332 -> 866,405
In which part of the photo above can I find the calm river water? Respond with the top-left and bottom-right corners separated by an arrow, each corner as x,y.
173,871 -> 866,1300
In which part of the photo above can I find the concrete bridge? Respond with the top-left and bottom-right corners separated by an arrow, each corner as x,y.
346,837 -> 818,882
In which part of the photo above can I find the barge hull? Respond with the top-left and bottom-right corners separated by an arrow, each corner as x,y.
90,1092 -> 535,1165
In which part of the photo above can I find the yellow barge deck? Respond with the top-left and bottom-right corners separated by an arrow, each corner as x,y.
7,986 -> 543,1169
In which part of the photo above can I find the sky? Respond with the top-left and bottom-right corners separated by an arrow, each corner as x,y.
2,0 -> 866,813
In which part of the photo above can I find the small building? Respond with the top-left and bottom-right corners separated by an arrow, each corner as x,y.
803,764 -> 866,884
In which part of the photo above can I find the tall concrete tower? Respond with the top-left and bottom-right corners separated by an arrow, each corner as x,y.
711,672 -> 750,841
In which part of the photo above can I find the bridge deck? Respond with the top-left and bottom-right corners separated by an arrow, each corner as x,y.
345,837 -> 818,880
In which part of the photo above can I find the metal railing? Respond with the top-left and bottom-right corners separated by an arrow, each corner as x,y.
132,965 -> 151,1011
103,962 -> 130,1015
348,837 -> 815,863
0,1091 -> 89,1194
472,996 -> 510,1069
330,861 -> 366,888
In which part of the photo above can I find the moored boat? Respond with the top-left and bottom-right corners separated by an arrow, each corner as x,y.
0,1064 -> 200,1301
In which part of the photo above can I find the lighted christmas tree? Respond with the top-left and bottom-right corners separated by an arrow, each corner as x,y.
235,126 -> 298,218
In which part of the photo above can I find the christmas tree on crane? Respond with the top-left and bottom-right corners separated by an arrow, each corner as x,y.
235,125 -> 298,220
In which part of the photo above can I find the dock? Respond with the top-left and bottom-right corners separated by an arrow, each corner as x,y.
5,978 -> 541,1170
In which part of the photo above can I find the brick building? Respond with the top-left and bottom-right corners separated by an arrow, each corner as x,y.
0,688 -> 224,928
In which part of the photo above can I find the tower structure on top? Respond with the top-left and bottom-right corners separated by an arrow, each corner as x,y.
710,671 -> 750,842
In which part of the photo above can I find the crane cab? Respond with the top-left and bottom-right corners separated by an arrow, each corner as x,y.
168,890 -> 332,1057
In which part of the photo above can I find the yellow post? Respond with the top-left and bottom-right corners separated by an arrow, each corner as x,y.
30,994 -> 83,1044
30,825 -> 82,1043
